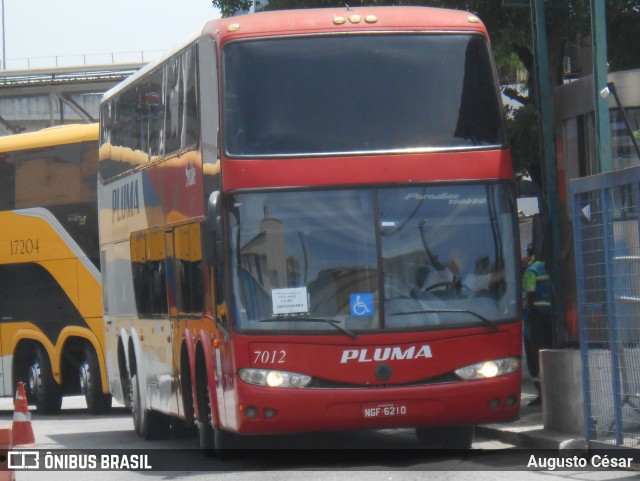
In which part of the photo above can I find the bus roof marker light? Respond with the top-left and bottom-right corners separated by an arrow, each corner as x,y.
333,16 -> 347,25
467,16 -> 480,24
228,23 -> 241,32
348,14 -> 362,24
364,15 -> 378,24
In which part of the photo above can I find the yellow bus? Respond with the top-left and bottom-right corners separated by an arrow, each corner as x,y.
0,123 -> 111,414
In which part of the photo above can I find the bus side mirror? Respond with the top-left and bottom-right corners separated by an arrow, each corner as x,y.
203,190 -> 223,264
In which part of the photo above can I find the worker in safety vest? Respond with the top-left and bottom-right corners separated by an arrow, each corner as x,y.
522,243 -> 553,407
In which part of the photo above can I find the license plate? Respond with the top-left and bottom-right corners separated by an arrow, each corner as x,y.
362,402 -> 407,418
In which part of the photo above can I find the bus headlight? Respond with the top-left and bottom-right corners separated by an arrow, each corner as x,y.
454,357 -> 520,380
239,369 -> 312,388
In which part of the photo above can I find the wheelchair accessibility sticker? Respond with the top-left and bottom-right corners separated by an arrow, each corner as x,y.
350,293 -> 374,317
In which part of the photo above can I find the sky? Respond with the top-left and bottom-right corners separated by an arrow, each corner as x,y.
2,0 -> 221,69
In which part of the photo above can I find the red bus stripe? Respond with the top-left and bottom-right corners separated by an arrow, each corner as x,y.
222,150 -> 512,192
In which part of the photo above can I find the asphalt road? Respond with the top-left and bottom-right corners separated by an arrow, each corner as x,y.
1,396 -> 638,481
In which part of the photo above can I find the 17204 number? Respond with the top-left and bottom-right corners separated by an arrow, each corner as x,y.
9,239 -> 40,255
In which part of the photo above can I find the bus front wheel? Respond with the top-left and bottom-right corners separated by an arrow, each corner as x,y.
197,383 -> 215,454
27,345 -> 62,415
196,385 -> 235,457
79,346 -> 112,414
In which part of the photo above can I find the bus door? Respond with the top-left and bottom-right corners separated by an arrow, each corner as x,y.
200,217 -> 231,429
212,271 -> 232,429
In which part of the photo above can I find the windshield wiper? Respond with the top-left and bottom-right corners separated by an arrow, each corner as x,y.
259,317 -> 357,340
391,309 -> 498,331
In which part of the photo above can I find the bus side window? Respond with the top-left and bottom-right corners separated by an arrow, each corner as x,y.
131,230 -> 169,318
148,230 -> 167,317
165,47 -> 199,155
174,224 -> 204,316
184,48 -> 199,148
131,232 -> 148,316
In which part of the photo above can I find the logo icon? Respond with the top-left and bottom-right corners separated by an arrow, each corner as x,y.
8,451 -> 40,469
350,293 -> 374,317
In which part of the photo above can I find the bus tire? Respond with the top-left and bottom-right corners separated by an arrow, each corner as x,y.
415,425 -> 474,449
131,373 -> 169,440
180,348 -> 196,429
198,420 -> 215,454
27,345 -> 62,415
131,373 -> 147,437
80,346 -> 112,414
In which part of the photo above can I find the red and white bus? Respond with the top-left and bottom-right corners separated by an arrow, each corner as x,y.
97,6 -> 522,451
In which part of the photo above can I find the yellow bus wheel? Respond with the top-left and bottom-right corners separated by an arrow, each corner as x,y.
79,346 -> 112,415
27,345 -> 62,415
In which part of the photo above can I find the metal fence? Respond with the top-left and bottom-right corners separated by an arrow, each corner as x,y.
572,166 -> 640,447
3,50 -> 164,71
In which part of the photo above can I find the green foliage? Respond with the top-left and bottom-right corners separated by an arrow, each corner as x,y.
607,1 -> 640,71
212,0 -> 253,18
506,103 -> 541,183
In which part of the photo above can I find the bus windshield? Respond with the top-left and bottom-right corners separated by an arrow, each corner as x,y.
223,33 -> 505,157
229,184 -> 518,334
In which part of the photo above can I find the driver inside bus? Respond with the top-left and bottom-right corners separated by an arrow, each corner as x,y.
414,246 -> 503,295
466,255 -> 503,291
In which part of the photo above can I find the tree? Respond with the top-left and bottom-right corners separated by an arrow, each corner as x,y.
210,0 -> 640,186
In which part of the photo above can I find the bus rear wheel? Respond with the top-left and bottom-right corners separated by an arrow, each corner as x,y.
27,345 -> 62,415
415,425 -> 474,449
131,373 -> 169,440
131,373 -> 146,436
79,346 -> 112,414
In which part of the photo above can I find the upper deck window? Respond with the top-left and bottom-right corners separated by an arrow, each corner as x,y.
223,33 -> 506,157
99,46 -> 199,183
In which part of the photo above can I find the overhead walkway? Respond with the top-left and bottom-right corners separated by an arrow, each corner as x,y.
0,63 -> 145,135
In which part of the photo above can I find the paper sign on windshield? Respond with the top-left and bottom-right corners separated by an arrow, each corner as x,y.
272,287 -> 309,315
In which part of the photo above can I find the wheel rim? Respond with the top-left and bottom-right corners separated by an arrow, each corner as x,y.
127,376 -> 134,412
79,360 -> 91,396
28,360 -> 42,400
205,384 -> 213,426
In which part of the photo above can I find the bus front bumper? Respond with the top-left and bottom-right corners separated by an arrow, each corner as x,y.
227,371 -> 521,434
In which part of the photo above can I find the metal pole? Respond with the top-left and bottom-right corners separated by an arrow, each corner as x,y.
2,0 -> 6,70
591,0 -> 612,173
530,0 -> 565,346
